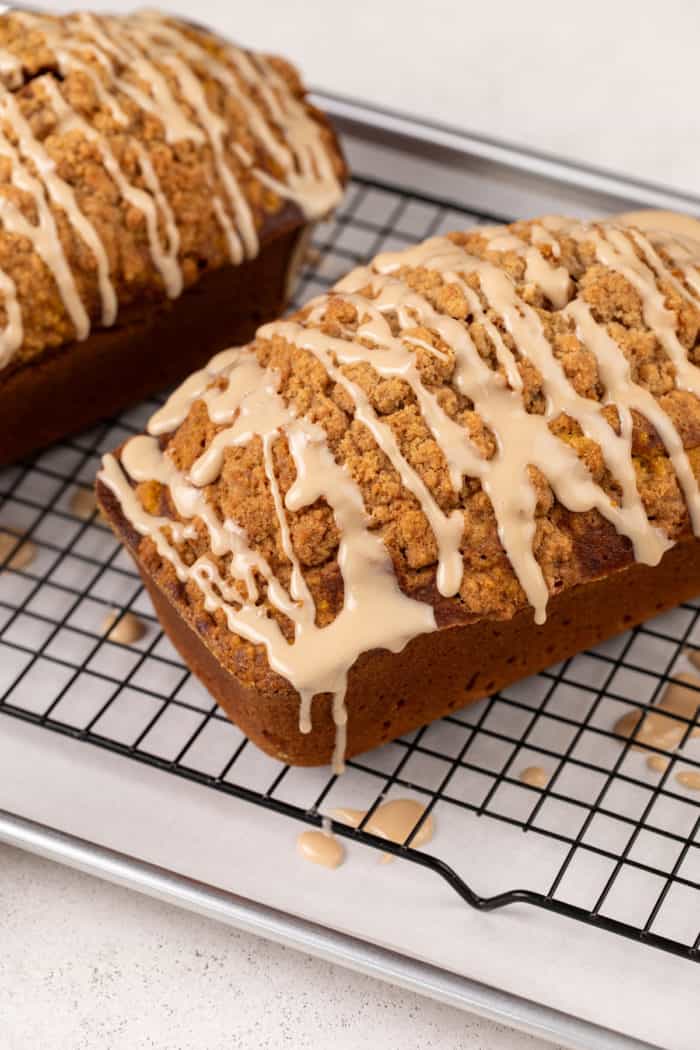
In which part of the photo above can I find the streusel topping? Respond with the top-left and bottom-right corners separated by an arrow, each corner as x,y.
0,9 -> 344,370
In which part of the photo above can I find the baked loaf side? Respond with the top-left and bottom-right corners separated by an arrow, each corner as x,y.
1,229 -> 304,465
97,212 -> 700,767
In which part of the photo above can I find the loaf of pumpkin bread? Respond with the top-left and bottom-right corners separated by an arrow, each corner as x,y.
0,8 -> 345,464
97,211 -> 700,768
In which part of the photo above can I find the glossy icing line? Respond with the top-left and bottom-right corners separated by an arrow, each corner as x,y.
0,87 -> 89,340
42,77 -> 184,299
565,297 -> 700,532
260,317 -> 465,598
615,211 -> 700,300
132,13 -> 342,221
99,216 -> 700,765
0,10 -> 342,368
368,226 -> 700,614
0,85 -> 117,326
576,223 -> 700,396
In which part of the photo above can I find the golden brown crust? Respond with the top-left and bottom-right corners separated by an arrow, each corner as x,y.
98,217 -> 700,700
0,10 -> 345,368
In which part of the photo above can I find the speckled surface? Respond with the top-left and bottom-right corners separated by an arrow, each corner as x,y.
0,845 -> 564,1050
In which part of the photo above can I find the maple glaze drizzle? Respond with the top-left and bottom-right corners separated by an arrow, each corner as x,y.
0,10 -> 342,367
99,215 -> 700,767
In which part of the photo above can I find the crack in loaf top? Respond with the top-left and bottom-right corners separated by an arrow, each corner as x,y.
98,215 -> 700,751
0,8 -> 345,371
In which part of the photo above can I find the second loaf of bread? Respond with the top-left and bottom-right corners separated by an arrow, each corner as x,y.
97,212 -> 700,767
0,8 -> 345,462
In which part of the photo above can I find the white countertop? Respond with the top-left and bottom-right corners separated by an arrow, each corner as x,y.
32,0 -> 699,198
1,844 -> 564,1050
7,2 -> 698,1048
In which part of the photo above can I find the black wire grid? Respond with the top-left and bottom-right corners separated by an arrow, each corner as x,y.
1,176 -> 699,963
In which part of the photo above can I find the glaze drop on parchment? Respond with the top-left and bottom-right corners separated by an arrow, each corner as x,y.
614,673 -> 700,752
69,486 -> 97,521
297,822 -> 345,869
332,798 -> 434,861
101,609 -> 146,645
99,215 -> 700,767
519,765 -> 549,789
687,648 -> 700,673
0,529 -> 36,571
676,769 -> 700,791
647,753 -> 671,774
0,10 -> 342,368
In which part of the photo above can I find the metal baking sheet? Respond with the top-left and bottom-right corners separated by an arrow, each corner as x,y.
0,806 -> 658,1050
1,93 -> 700,1050
317,92 -> 700,222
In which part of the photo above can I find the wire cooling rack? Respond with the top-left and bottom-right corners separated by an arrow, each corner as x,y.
1,174 -> 699,965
